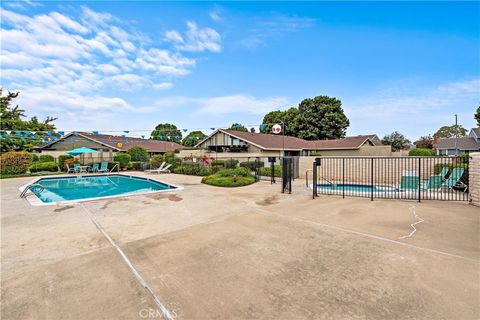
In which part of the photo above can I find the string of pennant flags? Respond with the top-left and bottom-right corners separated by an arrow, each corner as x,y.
0,123 -> 271,144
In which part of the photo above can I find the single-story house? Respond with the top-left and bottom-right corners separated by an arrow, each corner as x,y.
435,128 -> 480,155
33,131 -> 184,160
189,129 -> 391,157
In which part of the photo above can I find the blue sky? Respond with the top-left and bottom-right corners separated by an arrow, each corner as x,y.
1,1 -> 479,141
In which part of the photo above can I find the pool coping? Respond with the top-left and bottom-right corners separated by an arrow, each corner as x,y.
19,173 -> 184,206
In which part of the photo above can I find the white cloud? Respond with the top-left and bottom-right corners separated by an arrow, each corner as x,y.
3,0 -> 42,10
151,94 -> 290,115
152,82 -> 174,90
1,6 -> 222,119
344,78 -> 480,138
165,30 -> 184,43
165,21 -> 222,53
240,14 -> 315,49
209,9 -> 222,22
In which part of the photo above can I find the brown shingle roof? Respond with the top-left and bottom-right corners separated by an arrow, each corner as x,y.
306,136 -> 372,150
222,129 -> 309,150
436,137 -> 480,151
472,128 -> 480,137
79,132 -> 184,153
220,130 -> 373,150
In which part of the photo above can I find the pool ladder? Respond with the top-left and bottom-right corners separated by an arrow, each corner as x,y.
20,183 -> 45,198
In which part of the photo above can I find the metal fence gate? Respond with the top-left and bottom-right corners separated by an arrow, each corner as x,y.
311,156 -> 470,202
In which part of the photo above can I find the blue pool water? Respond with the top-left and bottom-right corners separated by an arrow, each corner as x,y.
32,175 -> 176,203
317,183 -> 397,192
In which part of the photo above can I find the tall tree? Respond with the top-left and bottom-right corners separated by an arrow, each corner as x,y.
261,107 -> 300,136
151,123 -> 182,143
228,123 -> 248,132
1,89 -> 57,152
414,135 -> 433,149
381,131 -> 411,151
433,125 -> 467,138
182,130 -> 207,147
475,106 -> 480,127
296,96 -> 349,140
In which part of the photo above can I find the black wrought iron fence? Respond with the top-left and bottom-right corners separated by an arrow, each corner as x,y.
311,156 -> 470,202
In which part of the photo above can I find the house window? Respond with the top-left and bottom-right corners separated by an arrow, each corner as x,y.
447,149 -> 458,155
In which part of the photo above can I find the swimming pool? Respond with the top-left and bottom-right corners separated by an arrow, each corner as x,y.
23,174 -> 178,204
317,183 -> 397,192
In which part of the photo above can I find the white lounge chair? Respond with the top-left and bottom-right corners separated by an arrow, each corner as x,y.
145,162 -> 166,173
145,162 -> 172,174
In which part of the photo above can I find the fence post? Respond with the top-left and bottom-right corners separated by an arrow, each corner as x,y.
370,158 -> 374,201
342,158 -> 345,199
418,157 -> 421,203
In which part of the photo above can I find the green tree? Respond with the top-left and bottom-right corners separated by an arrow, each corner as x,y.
414,135 -> 433,149
182,131 -> 207,147
296,96 -> 349,140
475,106 -> 480,127
433,125 -> 467,138
127,146 -> 148,162
228,123 -> 248,132
150,123 -> 182,143
381,131 -> 411,151
261,107 -> 300,136
1,89 -> 57,152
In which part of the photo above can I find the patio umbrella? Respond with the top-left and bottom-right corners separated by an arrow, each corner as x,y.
67,147 -> 98,156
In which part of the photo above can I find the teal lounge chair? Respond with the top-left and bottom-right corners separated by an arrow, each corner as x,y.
422,175 -> 443,190
437,167 -> 450,180
98,161 -> 109,173
73,163 -> 82,173
421,167 -> 449,190
441,168 -> 467,191
400,175 -> 420,190
91,163 -> 100,173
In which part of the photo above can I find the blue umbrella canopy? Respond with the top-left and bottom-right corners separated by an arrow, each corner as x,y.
67,147 -> 98,156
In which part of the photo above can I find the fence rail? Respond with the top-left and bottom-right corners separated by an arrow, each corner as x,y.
312,156 -> 470,202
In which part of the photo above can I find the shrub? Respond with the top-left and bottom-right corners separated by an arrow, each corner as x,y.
108,162 -> 120,171
0,151 -> 32,175
150,154 -> 164,169
173,164 -> 211,176
211,160 -> 225,167
455,153 -> 469,164
216,167 -> 251,177
63,158 -> 79,170
113,152 -> 131,169
259,165 -> 283,177
130,161 -> 147,170
31,154 -> 39,162
224,159 -> 239,169
58,154 -> 73,169
39,154 -> 55,162
127,146 -> 148,162
409,148 -> 435,156
163,151 -> 180,168
239,160 -> 264,171
201,168 -> 256,187
29,161 -> 59,173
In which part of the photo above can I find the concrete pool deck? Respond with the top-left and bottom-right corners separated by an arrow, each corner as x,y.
1,173 -> 479,319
